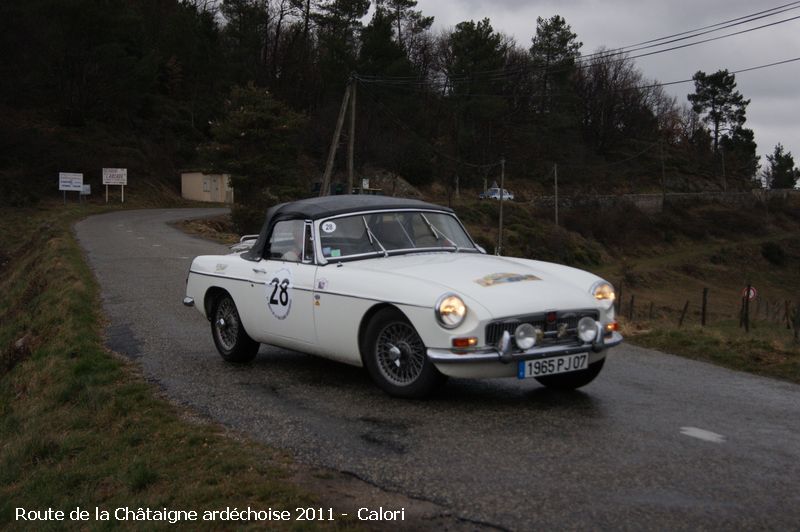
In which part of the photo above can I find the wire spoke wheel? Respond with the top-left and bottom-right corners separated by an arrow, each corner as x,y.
214,297 -> 240,351
209,293 -> 258,363
364,307 -> 445,398
375,322 -> 426,386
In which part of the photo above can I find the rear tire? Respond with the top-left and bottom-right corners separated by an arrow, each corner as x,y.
363,308 -> 445,398
210,292 -> 259,363
535,358 -> 605,390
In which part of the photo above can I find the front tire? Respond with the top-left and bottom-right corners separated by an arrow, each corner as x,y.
363,308 -> 445,398
535,358 -> 605,390
210,292 -> 259,363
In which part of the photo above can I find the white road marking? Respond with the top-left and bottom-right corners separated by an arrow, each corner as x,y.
179,256 -> 190,259
152,244 -> 161,247
680,427 -> 725,443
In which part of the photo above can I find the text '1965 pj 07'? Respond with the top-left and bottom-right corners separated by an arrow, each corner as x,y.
183,196 -> 622,398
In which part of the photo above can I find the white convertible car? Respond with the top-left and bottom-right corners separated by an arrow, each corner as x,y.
184,196 -> 622,398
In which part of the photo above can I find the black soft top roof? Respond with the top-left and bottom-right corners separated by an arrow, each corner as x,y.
242,195 -> 453,261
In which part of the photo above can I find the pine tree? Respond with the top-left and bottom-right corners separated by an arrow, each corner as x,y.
688,69 -> 749,153
764,143 -> 799,189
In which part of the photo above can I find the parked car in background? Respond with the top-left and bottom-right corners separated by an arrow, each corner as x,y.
183,196 -> 621,398
479,187 -> 514,200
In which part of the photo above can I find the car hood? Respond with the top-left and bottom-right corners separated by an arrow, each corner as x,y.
347,252 -> 603,317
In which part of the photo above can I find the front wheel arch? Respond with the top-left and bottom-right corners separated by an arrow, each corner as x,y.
361,307 -> 445,398
204,286 -> 227,319
357,303 -> 399,366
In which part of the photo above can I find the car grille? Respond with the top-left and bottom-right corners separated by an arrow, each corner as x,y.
485,309 -> 599,348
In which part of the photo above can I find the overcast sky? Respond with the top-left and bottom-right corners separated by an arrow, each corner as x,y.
414,0 -> 800,169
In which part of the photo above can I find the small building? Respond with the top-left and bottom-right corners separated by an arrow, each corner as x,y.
181,171 -> 234,204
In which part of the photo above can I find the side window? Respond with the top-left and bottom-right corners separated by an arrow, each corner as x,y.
302,222 -> 314,263
268,220 -> 305,262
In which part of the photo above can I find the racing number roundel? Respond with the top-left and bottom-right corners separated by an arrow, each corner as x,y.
266,267 -> 293,320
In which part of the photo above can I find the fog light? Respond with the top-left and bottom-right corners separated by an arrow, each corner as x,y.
578,317 -> 598,343
515,323 -> 537,350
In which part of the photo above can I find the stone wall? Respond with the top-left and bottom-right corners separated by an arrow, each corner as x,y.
529,190 -> 799,214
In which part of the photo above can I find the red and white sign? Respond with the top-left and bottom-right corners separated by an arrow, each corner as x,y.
741,286 -> 758,300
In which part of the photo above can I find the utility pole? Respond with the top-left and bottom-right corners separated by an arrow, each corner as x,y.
319,81 -> 352,197
348,76 -> 357,194
660,138 -> 666,205
497,157 -> 505,255
721,148 -> 727,193
554,163 -> 559,226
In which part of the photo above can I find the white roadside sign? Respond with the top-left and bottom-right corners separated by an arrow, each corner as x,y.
102,168 -> 127,185
59,172 -> 83,191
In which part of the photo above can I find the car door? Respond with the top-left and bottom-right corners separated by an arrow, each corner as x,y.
248,219 -> 317,347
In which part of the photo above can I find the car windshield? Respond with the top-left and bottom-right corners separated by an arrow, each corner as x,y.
318,210 -> 477,261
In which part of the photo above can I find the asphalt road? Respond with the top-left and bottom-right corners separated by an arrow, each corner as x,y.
76,208 -> 800,530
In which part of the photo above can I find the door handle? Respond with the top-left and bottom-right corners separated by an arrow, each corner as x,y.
252,268 -> 266,274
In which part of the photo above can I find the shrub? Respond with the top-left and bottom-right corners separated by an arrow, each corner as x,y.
761,241 -> 786,266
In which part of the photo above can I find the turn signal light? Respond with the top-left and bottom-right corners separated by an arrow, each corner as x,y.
606,321 -> 619,332
452,337 -> 478,348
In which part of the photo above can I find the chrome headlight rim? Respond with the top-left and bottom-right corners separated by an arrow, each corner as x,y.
435,293 -> 467,329
590,280 -> 616,308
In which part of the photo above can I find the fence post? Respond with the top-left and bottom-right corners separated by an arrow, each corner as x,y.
678,300 -> 690,327
701,287 -> 708,326
739,296 -> 745,328
785,300 -> 791,329
744,283 -> 751,333
629,295 -> 635,321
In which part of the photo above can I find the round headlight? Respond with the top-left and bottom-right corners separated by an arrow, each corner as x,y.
591,281 -> 615,305
514,323 -> 537,350
435,294 -> 466,329
578,316 -> 598,343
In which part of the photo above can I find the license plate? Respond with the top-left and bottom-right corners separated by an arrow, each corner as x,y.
518,353 -> 589,379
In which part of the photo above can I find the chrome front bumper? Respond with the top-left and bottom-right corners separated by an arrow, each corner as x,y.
427,331 -> 623,364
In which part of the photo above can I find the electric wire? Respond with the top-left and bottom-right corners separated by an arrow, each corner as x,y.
356,8 -> 800,85
358,1 -> 800,82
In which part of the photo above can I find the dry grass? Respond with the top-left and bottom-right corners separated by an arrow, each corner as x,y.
0,203 -> 347,529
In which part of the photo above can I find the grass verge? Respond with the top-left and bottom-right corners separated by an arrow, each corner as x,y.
624,319 -> 800,384
0,204 -> 340,529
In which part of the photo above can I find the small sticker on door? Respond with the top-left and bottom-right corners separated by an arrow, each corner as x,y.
321,221 -> 337,233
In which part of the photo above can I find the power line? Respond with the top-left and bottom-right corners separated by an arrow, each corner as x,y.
357,82 -> 503,169
357,55 -> 800,97
354,55 -> 800,173
579,1 -> 800,61
357,5 -> 800,85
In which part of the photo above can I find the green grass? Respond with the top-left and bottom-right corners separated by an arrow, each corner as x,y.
628,319 -> 800,384
0,203 -> 340,529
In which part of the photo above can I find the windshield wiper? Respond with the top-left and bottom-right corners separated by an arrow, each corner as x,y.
362,216 -> 388,257
420,214 -> 459,252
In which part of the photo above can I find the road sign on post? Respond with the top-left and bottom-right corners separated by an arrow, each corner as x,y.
742,286 -> 758,300
59,172 -> 83,204
102,168 -> 127,203
59,172 -> 83,191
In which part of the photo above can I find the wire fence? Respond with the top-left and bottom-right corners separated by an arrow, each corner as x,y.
614,282 -> 800,340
